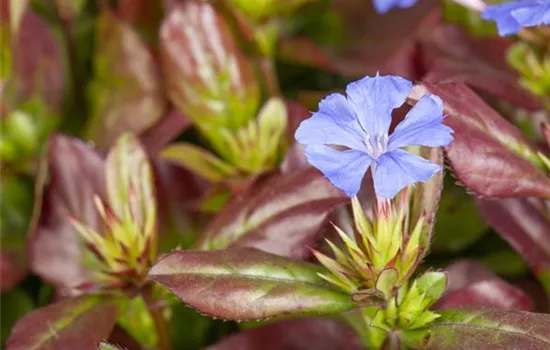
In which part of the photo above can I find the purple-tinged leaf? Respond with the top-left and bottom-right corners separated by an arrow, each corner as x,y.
148,247 -> 355,320
27,134 -> 105,292
87,11 -> 165,149
194,168 -> 347,259
106,326 -> 143,350
419,23 -> 540,111
207,318 -> 362,350
139,108 -> 192,155
0,248 -> 27,292
6,295 -> 119,350
477,197 -> 550,294
411,82 -> 550,199
160,1 -> 259,131
280,101 -> 310,173
408,308 -> 550,349
11,10 -> 65,114
278,0 -> 437,79
435,260 -> 533,311
116,0 -> 163,39
151,158 -> 206,250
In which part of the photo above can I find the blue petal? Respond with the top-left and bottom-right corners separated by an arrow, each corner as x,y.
387,94 -> 453,151
345,75 -> 412,137
482,1 -> 540,36
373,149 -> 441,198
295,93 -> 367,151
304,145 -> 373,197
372,0 -> 418,13
512,3 -> 550,27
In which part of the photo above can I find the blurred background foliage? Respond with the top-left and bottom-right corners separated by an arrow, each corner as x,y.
1,0 -> 550,348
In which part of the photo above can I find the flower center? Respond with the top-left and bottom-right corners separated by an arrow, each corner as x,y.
365,133 -> 388,159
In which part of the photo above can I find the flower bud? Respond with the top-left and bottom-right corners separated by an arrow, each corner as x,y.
70,133 -> 157,291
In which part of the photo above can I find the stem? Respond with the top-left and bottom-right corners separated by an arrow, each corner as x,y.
260,56 -> 281,97
142,285 -> 172,350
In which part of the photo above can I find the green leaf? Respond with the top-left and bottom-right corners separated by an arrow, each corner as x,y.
375,269 -> 398,300
87,11 -> 164,148
97,342 -> 125,350
406,308 -> 550,349
1,289 -> 33,344
148,247 -> 355,320
229,0 -> 314,22
118,296 -> 156,348
105,133 -> 156,239
6,295 -> 120,350
432,177 -> 488,252
161,142 -> 239,182
415,271 -> 447,303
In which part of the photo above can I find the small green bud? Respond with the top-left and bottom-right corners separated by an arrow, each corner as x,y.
70,133 -> 158,291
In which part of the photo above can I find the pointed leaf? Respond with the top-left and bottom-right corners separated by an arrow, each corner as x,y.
160,1 -> 259,132
139,109 -> 192,154
195,167 -> 347,259
436,260 -> 533,311
420,23 -> 540,110
408,146 -> 444,237
27,134 -> 105,291
105,133 -> 155,236
148,247 -> 355,320
476,198 -> 550,294
416,271 -> 447,302
162,142 -> 238,182
87,11 -> 164,148
11,11 -> 65,114
98,343 -> 125,350
411,83 -> 550,199
6,295 -> 119,350
207,318 -> 362,350
408,308 -> 550,349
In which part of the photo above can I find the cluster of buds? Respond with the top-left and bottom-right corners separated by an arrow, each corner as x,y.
313,188 -> 431,298
314,185 -> 447,346
69,133 -> 157,292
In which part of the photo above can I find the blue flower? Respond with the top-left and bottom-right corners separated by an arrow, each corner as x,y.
482,0 -> 550,36
295,75 -> 453,199
373,0 -> 418,14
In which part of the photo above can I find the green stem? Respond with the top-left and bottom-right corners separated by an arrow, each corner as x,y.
142,285 -> 172,350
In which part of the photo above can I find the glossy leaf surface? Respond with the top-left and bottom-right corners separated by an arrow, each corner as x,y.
411,83 -> 550,199
148,247 -> 355,320
6,295 -> 119,350
195,168 -> 347,258
409,308 -> 550,349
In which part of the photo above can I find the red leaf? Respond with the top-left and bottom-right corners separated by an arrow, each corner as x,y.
12,11 -> 65,114
6,295 -> 119,350
27,134 -> 105,292
0,248 -> 27,292
139,108 -> 192,154
414,82 -> 550,198
148,247 -> 354,320
207,318 -> 362,350
420,23 -> 540,111
87,11 -> 165,148
477,198 -> 550,282
160,1 -> 259,130
195,168 -> 347,259
435,260 -> 533,311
